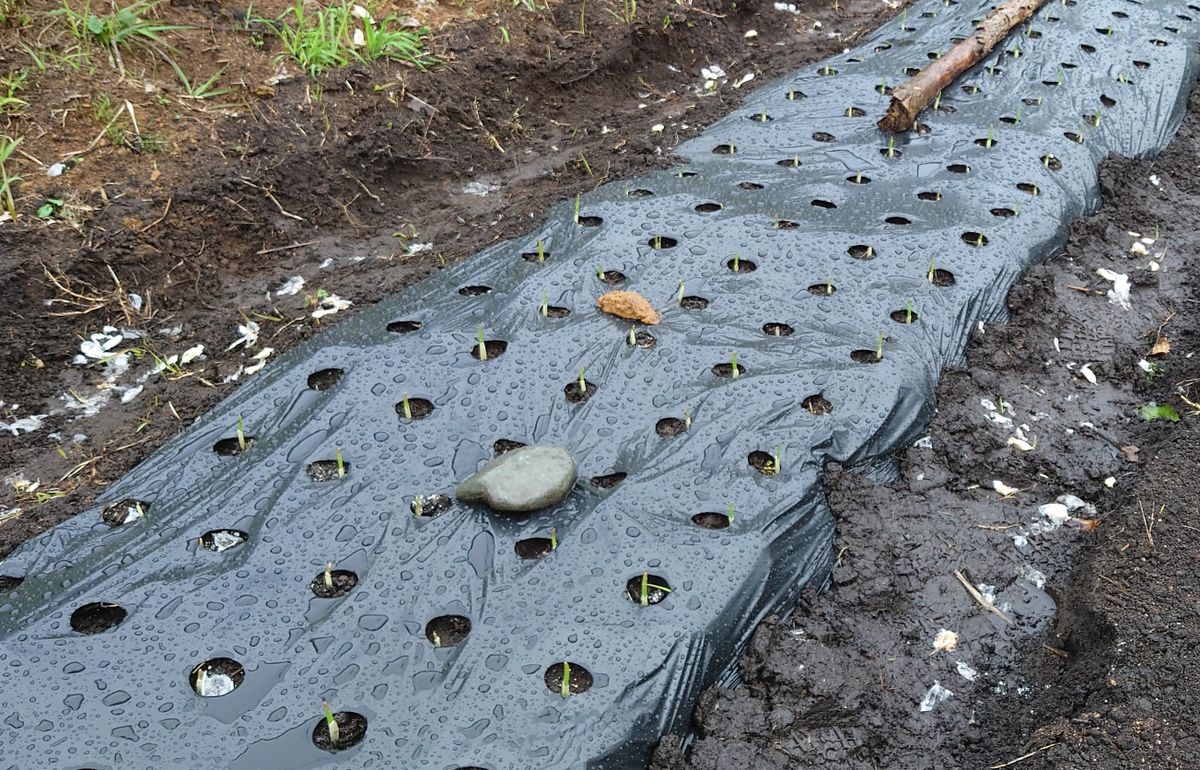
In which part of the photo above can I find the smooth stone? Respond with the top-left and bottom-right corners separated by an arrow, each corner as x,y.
455,445 -> 577,513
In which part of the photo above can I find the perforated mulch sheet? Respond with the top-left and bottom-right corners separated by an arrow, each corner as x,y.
2,1 -> 1197,768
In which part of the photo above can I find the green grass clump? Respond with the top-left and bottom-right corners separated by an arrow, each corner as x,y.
264,0 -> 431,77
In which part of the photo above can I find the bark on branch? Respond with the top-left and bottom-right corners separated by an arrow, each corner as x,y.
878,0 -> 1050,133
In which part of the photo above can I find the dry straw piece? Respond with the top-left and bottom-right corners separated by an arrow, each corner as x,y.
596,290 -> 661,324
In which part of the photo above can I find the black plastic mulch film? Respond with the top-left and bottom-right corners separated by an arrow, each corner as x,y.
2,1 -> 1197,768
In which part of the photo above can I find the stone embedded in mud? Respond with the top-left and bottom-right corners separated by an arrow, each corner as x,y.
596,291 -> 661,324
455,445 -> 577,513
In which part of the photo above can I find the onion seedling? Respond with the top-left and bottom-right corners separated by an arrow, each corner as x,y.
677,281 -> 686,305
875,330 -> 884,361
550,527 -> 558,550
595,265 -> 604,280
401,393 -> 412,420
536,239 -> 545,263
236,416 -> 247,452
476,325 -> 487,361
927,257 -> 936,283
886,136 -> 897,158
431,630 -> 442,647
726,501 -> 735,524
731,252 -> 741,272
982,125 -> 995,148
412,495 -> 424,517
335,448 -> 345,479
540,291 -> 549,317
933,90 -> 942,111
730,351 -> 739,379
825,276 -> 833,295
683,405 -> 692,429
560,661 -> 572,698
323,700 -> 340,745
577,368 -> 586,393
573,194 -> 581,224
853,170 -> 865,184
905,300 -> 915,323
324,562 -> 334,589
637,571 -> 672,606
628,326 -> 637,345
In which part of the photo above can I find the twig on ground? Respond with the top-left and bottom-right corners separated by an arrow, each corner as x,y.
953,569 -> 1013,624
989,743 -> 1059,769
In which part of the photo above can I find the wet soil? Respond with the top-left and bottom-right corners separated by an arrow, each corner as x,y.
652,84 -> 1200,770
0,0 -> 900,554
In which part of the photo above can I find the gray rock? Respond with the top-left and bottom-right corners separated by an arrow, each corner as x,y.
455,445 -> 577,513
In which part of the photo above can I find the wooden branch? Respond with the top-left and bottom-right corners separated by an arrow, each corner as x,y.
878,0 -> 1050,133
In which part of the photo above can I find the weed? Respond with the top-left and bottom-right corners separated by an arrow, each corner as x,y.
55,0 -> 188,65
498,25 -> 509,44
0,136 -> 22,220
637,571 -> 671,606
35,197 -> 65,219
322,700 -> 340,745
169,61 -> 231,100
1138,402 -> 1180,423
606,0 -> 635,24
264,0 -> 430,77
0,70 -> 28,115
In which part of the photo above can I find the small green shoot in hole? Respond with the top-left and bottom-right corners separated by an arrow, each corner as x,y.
726,501 -> 735,524
401,393 -> 412,420
536,239 -> 545,263
628,326 -> 637,345
730,351 -> 739,379
933,90 -> 942,110
905,300 -> 915,323
983,125 -> 995,148
540,291 -> 549,317
577,368 -> 586,393
676,281 -> 685,306
324,562 -> 334,588
573,194 -> 581,224
875,331 -> 884,361
550,527 -> 558,550
412,495 -> 424,517
477,325 -> 487,361
886,136 -> 897,158
638,571 -> 672,606
560,661 -> 572,698
683,404 -> 692,429
825,276 -> 833,295
323,700 -> 340,745
335,448 -> 345,478
595,265 -> 604,280
236,416 -> 247,452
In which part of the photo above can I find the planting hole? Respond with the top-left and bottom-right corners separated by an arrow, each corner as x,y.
712,361 -> 745,378
812,199 -> 837,209
1017,182 -> 1040,196
773,219 -> 799,230
747,450 -> 779,475
726,258 -> 758,273
521,250 -> 553,263
807,282 -> 837,296
694,202 -> 723,213
590,472 -> 626,489
627,188 -> 654,198
846,106 -> 867,117
885,215 -> 911,225
974,136 -> 999,148
1080,43 -> 1096,53
848,244 -> 875,260
748,112 -> 773,122
312,711 -> 367,753
426,615 -> 472,647
395,397 -> 435,419
679,296 -> 709,310
962,231 -> 989,247
306,460 -> 350,482
628,330 -> 657,349
190,658 -> 245,697
470,340 -> 508,360
70,602 -> 127,634
0,576 -> 23,592
947,163 -> 970,174
890,308 -> 920,324
904,66 -> 922,76
387,320 -> 422,334
878,146 -> 903,158
812,131 -> 835,143
776,157 -> 803,168
598,270 -> 626,285
515,537 -> 554,560
929,268 -> 956,287
1150,38 -> 1168,46
656,418 -> 687,438
738,181 -> 765,190
540,305 -> 571,319
712,144 -> 737,155
991,207 -> 1016,218
961,84 -> 981,95
847,174 -> 872,185
692,512 -> 730,530
1022,97 -> 1042,106
544,662 -> 593,695
411,494 -> 451,518
1064,131 -> 1084,144
102,498 -> 149,527
1042,155 -> 1062,171
802,394 -> 833,415
648,236 -> 677,250
851,349 -> 882,364
199,529 -> 248,552
1134,60 -> 1150,70
763,322 -> 794,337
213,436 -> 255,456
493,439 -> 527,455
307,368 -> 344,391
1100,94 -> 1117,107
918,191 -> 942,201
626,573 -> 672,605
577,215 -> 603,227
458,285 -> 492,297
785,89 -> 806,100
564,379 -> 598,404
310,568 -> 358,598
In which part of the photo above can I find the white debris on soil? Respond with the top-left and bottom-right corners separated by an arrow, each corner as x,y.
913,435 -> 933,449
932,629 -> 959,653
955,661 -> 979,682
993,479 -> 1019,497
319,257 -> 334,269
207,531 -> 245,552
119,385 -> 143,404
1096,268 -> 1131,309
732,73 -> 755,88
128,293 -> 143,312
744,29 -> 758,38
312,294 -> 352,319
47,162 -> 66,177
275,276 -> 305,296
244,348 -> 274,376
1,413 -> 46,435
462,181 -> 498,197
918,681 -> 953,712
407,242 -> 433,255
74,326 -> 139,363
773,1 -> 799,12
1079,363 -> 1098,384
1019,565 -> 1047,589
700,64 -> 726,91
226,322 -> 260,351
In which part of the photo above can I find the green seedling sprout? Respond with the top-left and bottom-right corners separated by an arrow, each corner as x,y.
335,448 -> 345,479
983,125 -> 995,148
324,561 -> 334,588
638,571 -> 673,606
732,252 -> 740,272
431,630 -> 442,647
323,700 -> 340,745
683,405 -> 692,429
677,281 -> 685,306
875,330 -> 884,360
756,112 -> 768,123
550,527 -> 558,550
540,291 -> 549,317
578,368 -> 586,393
975,232 -> 986,247
236,416 -> 247,452
877,77 -> 888,94
906,300 -> 915,323
933,90 -> 942,110
401,393 -> 413,420
477,325 -> 487,361
573,194 -> 581,224
825,276 -> 833,295
926,257 -> 937,283
821,65 -> 834,76
413,495 -> 424,517
1013,202 -> 1021,217
596,265 -> 605,280
886,136 -> 896,158
726,501 -> 735,524
774,444 -> 782,474
628,326 -> 637,345
854,170 -> 864,184
730,351 -> 739,379
652,235 -> 663,249
560,661 -> 572,698
195,665 -> 206,692
536,239 -> 546,263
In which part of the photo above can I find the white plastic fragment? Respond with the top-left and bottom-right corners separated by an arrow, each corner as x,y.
196,671 -> 236,697
932,629 -> 959,652
955,661 -> 979,682
312,294 -> 352,319
244,348 -> 274,376
1104,477 -> 1116,488
226,322 -> 260,351
993,480 -> 1019,497
1,414 -> 47,435
919,681 -> 953,712
651,124 -> 665,134
47,163 -> 66,177
276,276 -> 305,296
773,1 -> 798,12
1096,268 -> 1131,310
744,29 -> 758,38
732,73 -> 755,88
1130,241 -> 1148,256
180,344 -> 205,365
128,293 -> 143,312
119,385 -> 143,404
352,27 -> 365,47
1040,503 -> 1070,526
1007,436 -> 1035,452
1149,174 -> 1160,187
1079,364 -> 1097,384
